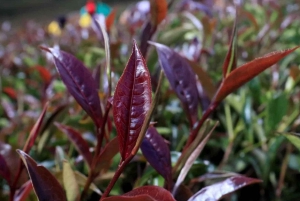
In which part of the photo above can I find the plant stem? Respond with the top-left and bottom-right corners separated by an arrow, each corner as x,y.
9,160 -> 23,200
100,156 -> 133,199
80,171 -> 94,201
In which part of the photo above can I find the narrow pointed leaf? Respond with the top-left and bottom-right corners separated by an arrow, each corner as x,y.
63,161 -> 79,201
173,122 -> 218,195
0,154 -> 11,184
113,41 -> 152,161
17,150 -> 67,201
94,137 -> 119,173
41,47 -> 102,127
55,123 -> 93,167
23,103 -> 48,153
150,0 -> 168,25
214,47 -> 299,103
124,186 -> 176,201
141,126 -> 172,188
222,21 -> 237,78
14,180 -> 33,201
188,176 -> 261,201
151,42 -> 199,125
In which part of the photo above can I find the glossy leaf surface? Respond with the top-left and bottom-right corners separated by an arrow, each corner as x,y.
214,47 -> 299,103
124,186 -> 176,201
102,195 -> 155,201
17,150 -> 66,201
113,41 -> 152,160
222,21 -> 237,78
42,47 -> 102,127
151,42 -> 199,125
141,126 -> 172,188
14,180 -> 33,201
55,123 -> 93,167
188,176 -> 261,201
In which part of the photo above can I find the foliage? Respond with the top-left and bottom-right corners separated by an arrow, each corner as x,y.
1,0 -> 300,201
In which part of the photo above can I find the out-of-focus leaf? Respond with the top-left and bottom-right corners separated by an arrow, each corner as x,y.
173,122 -> 218,195
140,22 -> 157,57
151,42 -> 199,125
106,8 -> 116,31
174,184 -> 193,201
14,180 -> 33,201
23,103 -> 48,153
140,126 -> 172,188
113,40 -> 152,161
150,0 -> 167,25
41,47 -> 103,127
31,65 -> 52,85
3,87 -> 17,99
281,132 -> 300,151
214,47 -> 299,103
124,186 -> 176,201
0,154 -> 11,184
266,93 -> 288,131
190,171 -> 239,184
187,60 -> 217,100
63,161 -> 79,201
188,176 -> 261,201
55,123 -> 92,167
17,150 -> 67,201
94,137 -> 119,173
222,20 -> 237,78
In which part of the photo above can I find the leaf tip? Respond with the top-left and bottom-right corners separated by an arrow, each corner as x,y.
39,46 -> 51,53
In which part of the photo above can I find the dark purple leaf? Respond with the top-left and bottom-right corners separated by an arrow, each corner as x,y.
141,126 -> 172,188
124,186 -> 176,201
188,176 -> 261,201
55,123 -> 93,167
17,150 -> 67,201
41,47 -> 103,127
0,154 -> 11,184
140,21 -> 157,58
113,40 -> 152,161
151,42 -> 199,125
102,195 -> 155,201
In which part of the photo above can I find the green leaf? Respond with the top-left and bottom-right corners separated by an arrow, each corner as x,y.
63,161 -> 79,201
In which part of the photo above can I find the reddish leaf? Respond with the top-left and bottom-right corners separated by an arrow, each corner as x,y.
214,47 -> 299,103
23,103 -> 48,153
17,150 -> 67,201
94,137 -> 119,173
32,65 -> 52,85
188,176 -> 261,201
222,21 -> 237,78
124,186 -> 176,201
141,126 -> 172,188
140,22 -> 157,57
150,0 -> 168,25
102,195 -> 155,201
3,87 -> 17,99
14,180 -> 33,201
0,154 -> 11,184
151,42 -> 199,125
41,47 -> 102,127
113,40 -> 152,161
55,122 -> 93,167
106,8 -> 116,31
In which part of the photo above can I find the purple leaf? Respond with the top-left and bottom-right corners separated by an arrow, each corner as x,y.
55,122 -> 93,167
188,176 -> 262,201
0,154 -> 11,184
150,42 -> 199,125
124,186 -> 176,201
41,47 -> 103,127
113,40 -> 152,161
17,150 -> 67,201
14,180 -> 33,201
141,126 -> 172,189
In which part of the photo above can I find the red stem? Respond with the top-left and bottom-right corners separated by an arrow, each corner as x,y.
9,160 -> 23,200
100,155 -> 133,200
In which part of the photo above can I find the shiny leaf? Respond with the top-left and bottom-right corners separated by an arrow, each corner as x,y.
17,150 -> 67,201
151,42 -> 199,125
102,195 -> 155,201
113,40 -> 152,161
222,21 -> 237,78
214,47 -> 299,103
14,180 -> 33,201
188,176 -> 261,201
124,186 -> 176,201
55,123 -> 93,167
141,126 -> 172,188
41,47 -> 102,127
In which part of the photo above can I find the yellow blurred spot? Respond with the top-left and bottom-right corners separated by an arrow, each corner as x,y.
79,14 -> 92,28
48,21 -> 61,36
